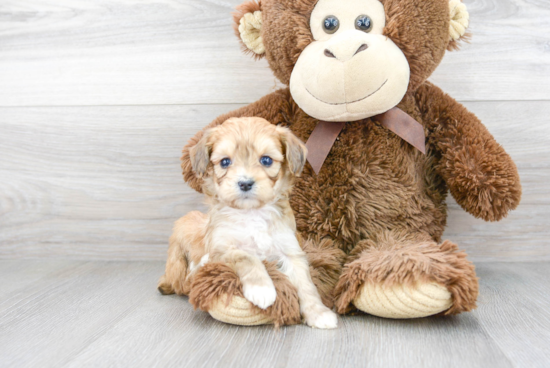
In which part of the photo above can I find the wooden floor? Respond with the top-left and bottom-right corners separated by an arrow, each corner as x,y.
0,260 -> 548,368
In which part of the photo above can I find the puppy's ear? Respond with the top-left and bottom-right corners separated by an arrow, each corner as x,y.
279,127 -> 308,176
189,129 -> 214,177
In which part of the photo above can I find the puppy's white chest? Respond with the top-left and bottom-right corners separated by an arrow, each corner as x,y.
213,206 -> 290,260
238,214 -> 272,253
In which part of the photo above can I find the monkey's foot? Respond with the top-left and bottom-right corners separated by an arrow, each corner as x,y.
353,282 -> 452,319
334,236 -> 479,318
189,262 -> 301,327
209,295 -> 274,326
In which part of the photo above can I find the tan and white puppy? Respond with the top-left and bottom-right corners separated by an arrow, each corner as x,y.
159,117 -> 337,329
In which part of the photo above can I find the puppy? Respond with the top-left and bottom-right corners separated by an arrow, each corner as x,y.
158,117 -> 337,329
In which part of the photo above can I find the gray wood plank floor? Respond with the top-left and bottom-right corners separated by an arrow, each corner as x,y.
0,260 -> 548,368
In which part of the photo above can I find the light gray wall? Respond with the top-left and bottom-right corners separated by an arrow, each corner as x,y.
1,0 -> 549,261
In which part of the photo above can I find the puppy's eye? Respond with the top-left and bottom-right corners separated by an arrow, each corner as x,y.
323,16 -> 339,34
220,158 -> 231,168
355,15 -> 373,32
260,156 -> 273,167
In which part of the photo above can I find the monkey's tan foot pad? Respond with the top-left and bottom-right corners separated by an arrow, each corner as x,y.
353,282 -> 452,319
208,295 -> 273,326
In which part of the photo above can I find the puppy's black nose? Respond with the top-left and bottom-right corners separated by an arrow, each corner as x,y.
238,180 -> 255,192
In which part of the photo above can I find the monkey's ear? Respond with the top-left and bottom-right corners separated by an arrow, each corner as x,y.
233,1 -> 265,58
448,0 -> 470,51
278,127 -> 308,176
189,130 -> 214,177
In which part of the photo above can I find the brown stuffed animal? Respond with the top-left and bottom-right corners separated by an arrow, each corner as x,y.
169,0 -> 521,324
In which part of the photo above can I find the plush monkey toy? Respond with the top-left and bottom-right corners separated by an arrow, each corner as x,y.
170,0 -> 521,325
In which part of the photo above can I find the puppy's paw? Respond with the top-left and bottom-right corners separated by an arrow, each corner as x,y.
304,307 -> 338,329
157,279 -> 174,295
243,282 -> 277,310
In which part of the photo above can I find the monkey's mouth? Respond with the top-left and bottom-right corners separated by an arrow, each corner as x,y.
306,79 -> 388,106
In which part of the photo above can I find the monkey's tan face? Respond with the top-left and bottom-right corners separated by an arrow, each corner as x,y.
289,0 -> 410,122
200,118 -> 299,210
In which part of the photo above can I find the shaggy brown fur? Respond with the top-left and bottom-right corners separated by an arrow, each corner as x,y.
301,235 -> 347,308
416,82 -> 522,221
189,261 -> 302,327
179,0 -> 521,321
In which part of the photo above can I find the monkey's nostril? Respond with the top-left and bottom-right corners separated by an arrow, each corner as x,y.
354,44 -> 368,55
238,180 -> 255,192
324,49 -> 336,58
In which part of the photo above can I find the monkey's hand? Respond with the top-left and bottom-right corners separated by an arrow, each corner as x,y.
416,82 -> 521,221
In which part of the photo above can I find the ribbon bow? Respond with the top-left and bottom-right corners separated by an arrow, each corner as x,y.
305,107 -> 426,174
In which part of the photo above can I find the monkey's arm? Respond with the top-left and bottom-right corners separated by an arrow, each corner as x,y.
416,82 -> 521,221
182,88 -> 291,192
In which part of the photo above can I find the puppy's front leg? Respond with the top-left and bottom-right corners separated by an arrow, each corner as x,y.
220,249 -> 277,310
283,252 -> 338,329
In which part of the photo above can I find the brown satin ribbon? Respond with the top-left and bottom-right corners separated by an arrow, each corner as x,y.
305,107 -> 426,174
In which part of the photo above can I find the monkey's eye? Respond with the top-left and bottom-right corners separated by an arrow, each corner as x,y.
355,15 -> 373,32
220,158 -> 231,168
323,16 -> 339,34
260,156 -> 273,167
